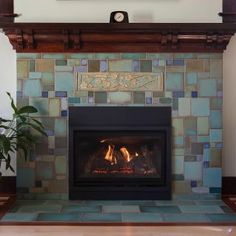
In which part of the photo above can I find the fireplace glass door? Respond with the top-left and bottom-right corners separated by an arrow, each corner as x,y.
74,130 -> 166,181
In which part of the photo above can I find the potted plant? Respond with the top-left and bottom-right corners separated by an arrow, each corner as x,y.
0,92 -> 46,176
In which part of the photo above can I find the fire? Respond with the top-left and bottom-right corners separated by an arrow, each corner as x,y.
104,145 -> 117,165
120,147 -> 132,162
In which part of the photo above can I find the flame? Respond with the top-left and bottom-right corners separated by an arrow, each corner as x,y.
104,145 -> 117,165
120,147 -> 132,162
135,152 -> 139,157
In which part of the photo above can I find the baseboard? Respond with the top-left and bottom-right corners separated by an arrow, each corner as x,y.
0,176 -> 16,194
222,176 -> 236,196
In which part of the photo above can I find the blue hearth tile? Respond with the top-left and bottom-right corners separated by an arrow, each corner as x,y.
122,213 -> 163,222
140,206 -> 181,214
103,205 -> 140,213
61,110 -> 68,117
80,213 -> 122,222
37,213 -> 81,222
1,213 -> 38,222
163,213 -> 210,223
62,205 -> 102,213
55,91 -> 67,97
42,91 -> 48,98
179,205 -> 224,214
207,214 -> 236,222
209,187 -> 221,194
210,129 -> 222,142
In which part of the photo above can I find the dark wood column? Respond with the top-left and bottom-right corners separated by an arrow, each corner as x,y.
0,0 -> 14,22
220,0 -> 236,23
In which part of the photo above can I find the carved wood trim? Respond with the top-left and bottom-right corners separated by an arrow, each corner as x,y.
0,23 -> 235,53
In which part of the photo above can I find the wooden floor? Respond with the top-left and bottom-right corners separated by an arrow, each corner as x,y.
0,226 -> 235,236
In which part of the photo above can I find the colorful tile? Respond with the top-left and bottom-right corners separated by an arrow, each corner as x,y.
184,162 -> 203,180
178,98 -> 191,116
109,60 -> 132,72
55,72 -> 74,92
36,59 -> 54,72
203,168 -> 222,187
197,117 -> 209,135
210,129 -> 222,142
192,98 -> 210,116
199,79 -> 217,97
166,73 -> 184,91
107,92 -> 132,104
23,79 -> 42,97
55,156 -> 67,175
210,110 -> 222,129
122,213 -> 163,222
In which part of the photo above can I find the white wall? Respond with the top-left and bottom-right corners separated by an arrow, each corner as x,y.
15,0 -> 222,23
0,33 -> 16,176
223,35 -> 236,177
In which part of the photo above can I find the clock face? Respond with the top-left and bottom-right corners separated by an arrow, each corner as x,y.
114,12 -> 125,22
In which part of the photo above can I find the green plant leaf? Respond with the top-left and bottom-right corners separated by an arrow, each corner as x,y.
6,92 -> 18,114
18,106 -> 38,114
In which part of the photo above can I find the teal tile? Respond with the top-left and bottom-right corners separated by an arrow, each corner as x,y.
70,53 -> 96,59
220,206 -> 234,213
85,201 -> 121,206
203,168 -> 222,187
210,98 -> 223,110
56,60 -> 67,66
179,205 -> 223,213
23,79 -> 42,97
174,137 -> 184,146
103,205 -> 140,213
184,118 -> 197,136
109,60 -> 132,72
163,213 -> 210,222
55,72 -> 74,92
210,111 -> 222,129
199,79 -> 217,97
198,136 -> 210,143
147,53 -> 173,60
140,60 -> 152,72
95,53 -> 120,60
140,206 -> 181,213
166,73 -> 184,91
36,162 -> 54,180
178,98 -> 191,116
159,97 -> 172,104
42,54 -> 65,59
55,119 -> 67,136
17,53 -> 41,59
192,98 -> 210,116
121,53 -> 146,59
197,117 -> 209,135
122,213 -> 163,222
210,59 -> 223,78
18,205 -> 62,213
173,155 -> 184,174
37,213 -> 81,221
121,201 -> 155,206
17,168 -> 35,188
184,162 -> 202,181
1,213 -> 38,222
62,205 -> 101,213
55,156 -> 66,175
187,73 -> 197,84
95,92 -> 107,103
29,72 -> 42,79
208,214 -> 236,222
195,200 -> 225,206
80,213 -> 122,222
174,53 -> 196,59
210,129 -> 222,142
68,97 -> 80,104
197,53 -> 222,59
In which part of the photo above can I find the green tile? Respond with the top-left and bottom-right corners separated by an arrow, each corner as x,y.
121,53 -> 146,59
178,98 -> 191,116
174,53 -> 196,59
17,53 -> 41,59
163,213 -> 210,222
184,117 -> 197,136
133,91 -> 145,104
68,97 -> 80,104
55,156 -> 67,175
17,168 -> 35,188
192,98 -> 210,116
166,73 -> 184,91
88,60 -> 100,72
55,119 -> 67,136
36,162 -> 54,180
37,213 -> 81,221
197,117 -> 209,135
55,72 -> 74,92
95,53 -> 120,60
1,213 -> 38,222
210,59 -> 223,78
199,79 -> 217,97
30,60 -> 35,72
42,54 -> 65,59
17,60 -> 29,78
109,60 -> 132,72
140,60 -> 152,72
179,205 -> 224,213
56,60 -> 67,66
23,79 -> 42,97
103,205 -> 140,213
62,205 -> 101,213
69,53 -> 96,59
159,97 -> 172,104
147,53 -> 173,60
173,119 -> 184,136
18,205 -> 62,213
107,92 -> 132,104
208,214 -> 236,222
94,92 -> 107,103
29,98 -> 49,116
49,98 -> 60,117
122,213 -> 163,222
80,213 -> 122,222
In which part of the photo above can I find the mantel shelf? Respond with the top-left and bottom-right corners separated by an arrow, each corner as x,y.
0,22 -> 236,53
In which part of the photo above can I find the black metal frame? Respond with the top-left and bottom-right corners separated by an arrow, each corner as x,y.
69,107 -> 172,200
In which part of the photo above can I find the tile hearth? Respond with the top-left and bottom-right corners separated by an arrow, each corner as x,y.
2,194 -> 236,223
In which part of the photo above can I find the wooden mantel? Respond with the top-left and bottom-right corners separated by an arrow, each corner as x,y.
0,22 -> 236,53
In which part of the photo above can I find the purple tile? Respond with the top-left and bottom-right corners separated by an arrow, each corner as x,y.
132,60 -> 140,72
17,91 -> 23,97
216,143 -> 223,148
55,91 -> 67,97
166,60 -> 173,66
174,59 -> 184,66
42,91 -> 48,98
75,66 -> 87,73
152,59 -> 159,67
203,161 -> 210,168
100,60 -> 108,72
173,91 -> 184,98
217,91 -> 223,97
146,97 -> 153,104
191,181 -> 197,187
45,130 -> 54,136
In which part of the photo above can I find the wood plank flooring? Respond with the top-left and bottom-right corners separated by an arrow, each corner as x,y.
0,226 -> 235,236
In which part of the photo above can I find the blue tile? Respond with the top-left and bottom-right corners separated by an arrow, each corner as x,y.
121,201 -> 156,206
100,60 -> 108,72
37,213 -> 81,221
146,97 -> 152,104
122,213 -> 163,222
55,72 -> 74,92
29,72 -> 42,79
179,205 -> 223,213
61,110 -> 68,117
140,206 -> 181,213
132,60 -> 140,72
163,213 -> 210,222
191,181 -> 197,187
192,98 -> 210,116
1,213 -> 38,222
221,206 -> 234,213
208,214 -> 236,222
191,91 -> 198,98
210,188 -> 221,193
210,110 -> 222,129
187,73 -> 197,84
103,205 -> 140,213
210,129 -> 222,142
173,91 -> 184,98
216,143 -> 223,148
55,91 -> 67,97
203,161 -> 210,168
184,162 -> 203,181
45,130 -> 54,136
203,168 -> 222,187
62,205 -> 101,213
166,73 -> 184,91
23,79 -> 42,97
80,213 -> 122,222
199,79 -> 217,97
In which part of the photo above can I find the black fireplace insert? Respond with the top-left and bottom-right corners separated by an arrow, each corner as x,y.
69,107 -> 171,200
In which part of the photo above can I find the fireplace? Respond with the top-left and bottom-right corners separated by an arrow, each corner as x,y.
69,106 -> 171,200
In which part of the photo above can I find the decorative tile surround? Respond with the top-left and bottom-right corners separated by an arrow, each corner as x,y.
16,53 -> 223,200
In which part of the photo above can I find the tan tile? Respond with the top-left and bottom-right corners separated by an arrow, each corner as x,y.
17,60 -> 29,78
186,59 -> 210,72
36,59 -> 54,72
